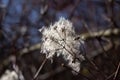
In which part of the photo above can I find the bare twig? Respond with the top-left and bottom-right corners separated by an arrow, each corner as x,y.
38,64 -> 92,80
38,66 -> 65,80
105,62 -> 120,80
105,0 -> 119,28
69,0 -> 80,19
80,28 -> 120,41
84,56 -> 107,78
113,62 -> 120,80
19,43 -> 41,56
33,58 -> 47,80
105,72 -> 115,80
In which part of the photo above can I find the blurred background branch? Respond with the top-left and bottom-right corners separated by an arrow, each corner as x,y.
0,0 -> 120,80
19,28 -> 120,57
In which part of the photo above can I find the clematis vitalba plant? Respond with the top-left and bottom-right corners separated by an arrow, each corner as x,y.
39,18 -> 85,73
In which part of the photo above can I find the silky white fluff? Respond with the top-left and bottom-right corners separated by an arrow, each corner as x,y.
39,18 -> 84,73
0,70 -> 18,80
0,69 -> 24,80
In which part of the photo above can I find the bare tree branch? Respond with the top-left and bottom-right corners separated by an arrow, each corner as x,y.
19,28 -> 120,57
33,58 -> 47,80
113,62 -> 120,80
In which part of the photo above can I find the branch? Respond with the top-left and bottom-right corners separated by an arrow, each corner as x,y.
33,58 -> 47,80
19,28 -> 120,56
79,28 -> 120,41
19,43 -> 41,56
113,62 -> 120,80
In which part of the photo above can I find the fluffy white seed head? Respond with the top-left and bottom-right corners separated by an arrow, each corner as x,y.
0,70 -> 18,80
39,17 -> 84,73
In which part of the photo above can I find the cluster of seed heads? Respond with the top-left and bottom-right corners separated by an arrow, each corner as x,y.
39,18 -> 85,73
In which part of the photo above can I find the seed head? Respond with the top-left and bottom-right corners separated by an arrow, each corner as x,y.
39,17 -> 84,73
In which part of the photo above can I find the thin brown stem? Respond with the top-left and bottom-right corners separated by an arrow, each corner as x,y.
84,56 -> 107,78
105,72 -> 115,80
113,62 -> 120,80
33,58 -> 47,80
62,64 -> 92,80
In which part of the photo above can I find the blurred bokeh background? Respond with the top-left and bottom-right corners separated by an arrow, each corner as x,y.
0,0 -> 120,80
